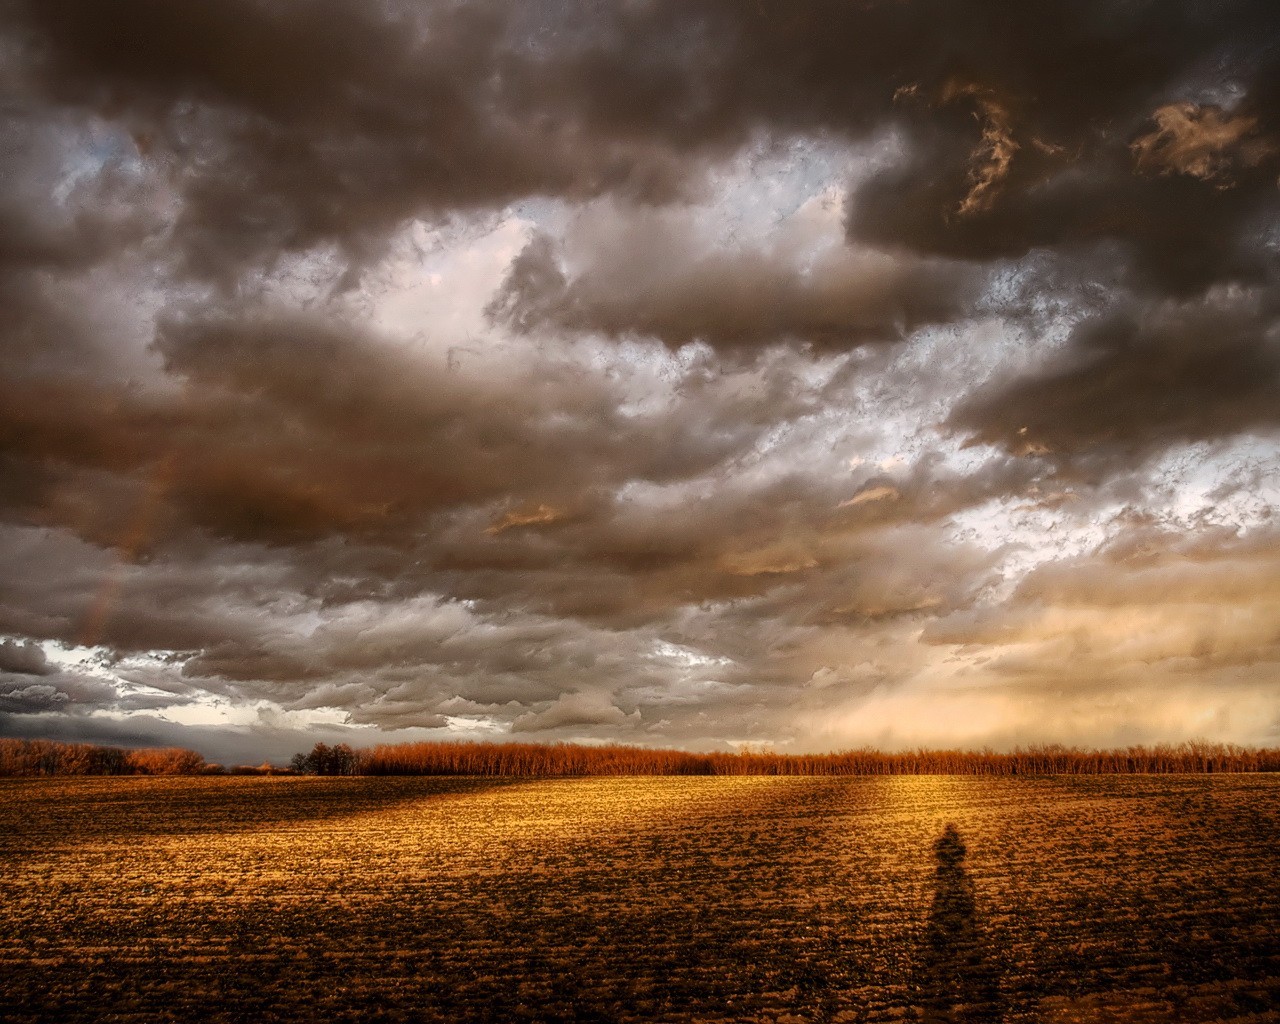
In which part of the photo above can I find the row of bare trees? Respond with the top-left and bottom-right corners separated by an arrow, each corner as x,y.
7,737 -> 1277,778
0,739 -> 209,776
354,740 -> 722,776
289,742 -> 360,775
340,739 -> 1280,777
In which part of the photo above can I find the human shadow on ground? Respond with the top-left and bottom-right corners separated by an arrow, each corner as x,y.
912,824 -> 1003,1023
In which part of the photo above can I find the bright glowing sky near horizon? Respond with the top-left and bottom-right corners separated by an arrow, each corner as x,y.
1,1 -> 1279,764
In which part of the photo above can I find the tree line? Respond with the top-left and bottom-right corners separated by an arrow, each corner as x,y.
301,739 -> 1280,776
6,736 -> 1279,778
0,739 -> 211,776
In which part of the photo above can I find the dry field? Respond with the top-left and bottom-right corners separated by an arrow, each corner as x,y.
1,775 -> 1278,1023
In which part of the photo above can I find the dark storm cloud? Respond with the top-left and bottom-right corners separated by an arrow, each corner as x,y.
0,304 -> 775,555
0,523 -> 309,660
511,691 -> 640,733
851,95 -> 1280,297
0,634 -> 187,721
470,0 -> 1279,462
0,638 -> 52,676
168,595 -> 682,735
838,4 -> 1280,291
425,451 -> 1013,611
0,676 -> 110,715
0,111 -> 156,278
487,225 -> 983,351
0,636 -> 119,714
9,0 -> 1275,288
6,0 -> 699,283
949,286 -> 1280,473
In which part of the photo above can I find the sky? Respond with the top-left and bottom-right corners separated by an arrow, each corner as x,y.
1,0 -> 1278,765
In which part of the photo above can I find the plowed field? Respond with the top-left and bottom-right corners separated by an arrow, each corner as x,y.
2,775 -> 1278,1022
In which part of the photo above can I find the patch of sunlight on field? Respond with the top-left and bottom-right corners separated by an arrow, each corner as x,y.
2,775 -> 1279,1023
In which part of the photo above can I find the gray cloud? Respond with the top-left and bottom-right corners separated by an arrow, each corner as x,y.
0,653 -> 119,715
511,690 -> 640,734
487,220 -> 983,351
1,304 -> 780,555
0,638 -> 53,676
950,286 -> 1280,475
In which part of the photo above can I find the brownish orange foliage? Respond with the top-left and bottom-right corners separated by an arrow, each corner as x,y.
0,739 -> 209,776
124,747 -> 210,775
346,739 -> 1280,777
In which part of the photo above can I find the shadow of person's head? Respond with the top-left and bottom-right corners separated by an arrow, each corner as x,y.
934,824 -> 967,867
